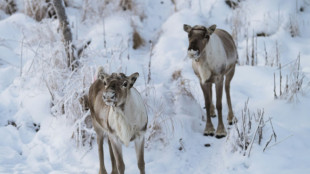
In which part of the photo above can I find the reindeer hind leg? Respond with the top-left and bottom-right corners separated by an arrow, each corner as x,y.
225,65 -> 236,125
135,136 -> 145,174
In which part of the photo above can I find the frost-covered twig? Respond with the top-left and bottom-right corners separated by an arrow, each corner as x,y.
147,42 -> 153,84
263,117 -> 277,152
269,117 -> 277,142
263,134 -> 274,152
247,109 -> 264,157
264,134 -> 293,151
264,42 -> 268,66
274,73 -> 277,99
20,37 -> 24,77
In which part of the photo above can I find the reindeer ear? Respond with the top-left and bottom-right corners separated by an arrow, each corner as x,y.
97,66 -> 108,80
183,24 -> 192,33
207,24 -> 216,35
128,72 -> 139,88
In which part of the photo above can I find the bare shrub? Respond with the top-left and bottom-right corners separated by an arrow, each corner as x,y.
276,53 -> 306,102
23,21 -> 95,148
265,41 -> 280,67
171,69 -> 194,99
227,99 -> 269,157
143,86 -> 175,148
81,0 -> 107,21
289,14 -> 300,37
119,0 -> 132,11
25,0 -> 56,21
229,1 -> 247,45
81,0 -> 143,21
0,0 -> 17,15
132,29 -> 144,49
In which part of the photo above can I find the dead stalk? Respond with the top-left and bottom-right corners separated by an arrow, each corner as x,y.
263,134 -> 274,152
274,73 -> 277,99
251,30 -> 254,66
247,109 -> 264,157
147,41 -> 153,84
255,36 -> 257,65
280,63 -> 282,96
276,41 -> 279,67
20,38 -> 24,77
264,42 -> 268,66
264,134 -> 293,151
246,29 -> 249,65
103,19 -> 106,49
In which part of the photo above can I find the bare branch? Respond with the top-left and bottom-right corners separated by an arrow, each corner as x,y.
263,134 -> 274,152
53,0 -> 77,70
77,40 -> 92,58
247,109 -> 264,157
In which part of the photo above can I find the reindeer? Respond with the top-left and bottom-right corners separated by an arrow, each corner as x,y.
88,67 -> 147,174
183,24 -> 238,138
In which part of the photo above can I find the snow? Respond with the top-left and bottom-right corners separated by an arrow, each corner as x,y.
1,0 -> 310,173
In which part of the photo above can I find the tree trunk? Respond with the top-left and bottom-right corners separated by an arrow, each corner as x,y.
53,0 -> 77,70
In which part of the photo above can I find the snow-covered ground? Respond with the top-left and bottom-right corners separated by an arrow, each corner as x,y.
1,0 -> 310,173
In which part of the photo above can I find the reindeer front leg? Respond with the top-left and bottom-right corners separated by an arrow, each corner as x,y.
201,83 -> 215,136
215,77 -> 227,138
108,138 -> 118,174
135,136 -> 145,174
97,135 -> 108,174
110,138 -> 125,174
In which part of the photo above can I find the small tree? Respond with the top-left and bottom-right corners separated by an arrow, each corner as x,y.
53,0 -> 91,71
53,0 -> 76,70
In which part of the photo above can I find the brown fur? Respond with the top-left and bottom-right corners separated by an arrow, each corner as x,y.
89,69 -> 146,174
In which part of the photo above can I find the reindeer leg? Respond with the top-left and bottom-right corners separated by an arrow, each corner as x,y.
215,77 -> 227,138
225,65 -> 236,125
97,135 -> 108,174
110,138 -> 125,174
108,138 -> 117,174
201,83 -> 215,136
209,84 -> 216,117
135,136 -> 145,174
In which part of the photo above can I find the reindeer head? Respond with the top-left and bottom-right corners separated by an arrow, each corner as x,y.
98,71 -> 139,107
183,24 -> 217,60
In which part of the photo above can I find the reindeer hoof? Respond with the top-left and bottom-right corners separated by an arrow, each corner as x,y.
215,131 -> 227,139
228,117 -> 237,125
211,114 -> 216,118
215,134 -> 226,139
204,132 -> 214,136
204,124 -> 215,136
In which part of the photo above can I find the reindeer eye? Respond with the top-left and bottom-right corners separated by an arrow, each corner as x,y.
123,81 -> 128,87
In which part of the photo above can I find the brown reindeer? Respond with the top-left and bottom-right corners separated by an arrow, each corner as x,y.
88,67 -> 147,174
183,24 -> 238,138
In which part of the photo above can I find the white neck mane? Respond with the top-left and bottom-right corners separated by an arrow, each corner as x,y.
108,88 -> 147,146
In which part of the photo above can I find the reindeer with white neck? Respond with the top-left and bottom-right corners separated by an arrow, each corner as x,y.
183,24 -> 238,138
88,67 -> 147,174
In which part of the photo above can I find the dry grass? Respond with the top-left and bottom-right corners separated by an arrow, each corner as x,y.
132,29 -> 144,49
171,69 -> 194,99
289,14 -> 300,37
143,86 -> 175,148
0,0 -> 17,15
227,100 -> 267,156
25,0 -> 52,21
274,53 -> 306,102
